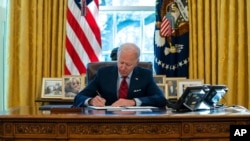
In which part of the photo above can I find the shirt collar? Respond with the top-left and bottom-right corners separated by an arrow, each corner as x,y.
118,71 -> 133,79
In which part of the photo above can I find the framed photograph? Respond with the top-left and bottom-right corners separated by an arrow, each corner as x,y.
81,74 -> 87,90
41,78 -> 63,99
177,79 -> 204,99
81,74 -> 87,86
165,77 -> 186,99
62,75 -> 85,99
153,75 -> 166,84
157,84 -> 168,98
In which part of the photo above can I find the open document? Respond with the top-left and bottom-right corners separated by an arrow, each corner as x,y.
87,106 -> 158,111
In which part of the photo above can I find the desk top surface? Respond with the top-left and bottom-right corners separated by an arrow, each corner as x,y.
0,106 -> 250,119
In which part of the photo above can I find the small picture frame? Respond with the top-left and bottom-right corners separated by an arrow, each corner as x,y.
81,74 -> 87,86
153,75 -> 166,84
157,84 -> 168,98
41,78 -> 63,99
177,79 -> 204,99
62,75 -> 85,99
165,77 -> 186,99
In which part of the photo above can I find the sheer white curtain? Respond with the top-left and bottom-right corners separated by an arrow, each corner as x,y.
0,0 -> 8,110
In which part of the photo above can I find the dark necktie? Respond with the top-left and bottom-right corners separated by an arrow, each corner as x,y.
119,76 -> 128,98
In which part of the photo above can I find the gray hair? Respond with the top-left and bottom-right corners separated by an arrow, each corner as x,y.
117,43 -> 140,60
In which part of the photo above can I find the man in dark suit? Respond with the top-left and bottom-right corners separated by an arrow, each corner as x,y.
73,43 -> 167,107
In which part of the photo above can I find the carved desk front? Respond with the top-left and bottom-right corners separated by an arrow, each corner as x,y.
0,106 -> 250,141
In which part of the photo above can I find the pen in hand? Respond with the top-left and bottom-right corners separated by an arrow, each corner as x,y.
96,90 -> 102,97
95,90 -> 106,106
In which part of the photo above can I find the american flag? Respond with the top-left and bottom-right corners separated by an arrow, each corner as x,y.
160,16 -> 172,37
65,0 -> 101,75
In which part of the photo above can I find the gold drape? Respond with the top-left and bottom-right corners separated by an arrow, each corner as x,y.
8,0 -> 67,108
189,0 -> 250,108
7,0 -> 250,109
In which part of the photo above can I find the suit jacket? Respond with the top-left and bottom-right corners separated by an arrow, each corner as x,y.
73,65 -> 167,107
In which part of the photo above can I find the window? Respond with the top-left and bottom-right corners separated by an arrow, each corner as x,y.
0,0 -> 7,110
99,0 -> 155,66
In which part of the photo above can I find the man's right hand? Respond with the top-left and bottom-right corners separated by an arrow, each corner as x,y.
88,96 -> 106,107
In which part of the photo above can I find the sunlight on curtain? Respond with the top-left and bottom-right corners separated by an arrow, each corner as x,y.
189,0 -> 250,108
247,0 -> 250,108
7,0 -> 67,108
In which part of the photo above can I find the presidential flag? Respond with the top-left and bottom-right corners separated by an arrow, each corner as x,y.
154,0 -> 189,77
65,0 -> 101,75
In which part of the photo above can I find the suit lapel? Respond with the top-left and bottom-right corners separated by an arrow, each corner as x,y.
128,67 -> 140,95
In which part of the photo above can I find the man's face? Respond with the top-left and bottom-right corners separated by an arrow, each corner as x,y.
168,81 -> 173,86
117,51 -> 138,77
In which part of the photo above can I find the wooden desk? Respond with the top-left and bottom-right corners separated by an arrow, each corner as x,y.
0,106 -> 250,140
35,98 -> 73,105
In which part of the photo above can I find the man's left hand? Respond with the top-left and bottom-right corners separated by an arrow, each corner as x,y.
111,99 -> 136,107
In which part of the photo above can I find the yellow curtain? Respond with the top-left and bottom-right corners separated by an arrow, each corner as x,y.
248,0 -> 250,109
189,0 -> 250,108
7,0 -> 67,108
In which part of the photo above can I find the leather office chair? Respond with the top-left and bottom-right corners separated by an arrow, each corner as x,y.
86,61 -> 152,84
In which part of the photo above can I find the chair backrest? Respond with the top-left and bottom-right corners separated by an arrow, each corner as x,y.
86,61 -> 152,84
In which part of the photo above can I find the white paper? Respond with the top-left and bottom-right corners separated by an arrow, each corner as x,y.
88,106 -> 158,110
124,106 -> 158,109
121,109 -> 152,112
88,106 -> 125,110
